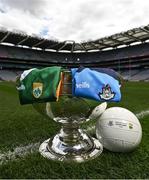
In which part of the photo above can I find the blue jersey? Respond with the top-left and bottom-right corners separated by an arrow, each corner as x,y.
71,67 -> 121,102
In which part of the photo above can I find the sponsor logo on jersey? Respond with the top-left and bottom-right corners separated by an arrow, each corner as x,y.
76,81 -> 90,88
16,84 -> 26,91
99,84 -> 115,100
33,82 -> 43,98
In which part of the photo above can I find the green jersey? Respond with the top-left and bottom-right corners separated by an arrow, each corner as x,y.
17,66 -> 62,105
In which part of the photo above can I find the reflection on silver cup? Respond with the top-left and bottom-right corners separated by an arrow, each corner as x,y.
33,70 -> 103,162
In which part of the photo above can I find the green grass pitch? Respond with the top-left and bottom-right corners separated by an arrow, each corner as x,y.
0,81 -> 149,179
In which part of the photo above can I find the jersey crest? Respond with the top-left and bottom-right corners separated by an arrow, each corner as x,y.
99,84 -> 115,100
33,82 -> 43,98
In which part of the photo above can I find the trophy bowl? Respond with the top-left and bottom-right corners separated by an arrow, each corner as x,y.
33,70 -> 103,163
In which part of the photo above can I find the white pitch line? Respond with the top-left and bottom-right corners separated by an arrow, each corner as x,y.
136,110 -> 149,119
0,142 -> 40,165
0,109 -> 149,165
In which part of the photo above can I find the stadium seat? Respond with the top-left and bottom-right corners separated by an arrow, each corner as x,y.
0,70 -> 17,81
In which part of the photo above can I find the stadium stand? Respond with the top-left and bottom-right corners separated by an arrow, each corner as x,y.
1,24 -> 149,52
0,25 -> 149,81
130,69 -> 149,81
120,70 -> 141,80
0,70 -> 18,81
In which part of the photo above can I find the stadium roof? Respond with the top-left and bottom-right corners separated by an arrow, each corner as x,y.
1,24 -> 149,53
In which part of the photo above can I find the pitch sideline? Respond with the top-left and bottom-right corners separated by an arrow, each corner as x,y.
0,142 -> 40,165
136,110 -> 149,119
0,109 -> 149,165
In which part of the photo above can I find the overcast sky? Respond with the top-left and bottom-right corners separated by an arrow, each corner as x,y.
0,0 -> 149,42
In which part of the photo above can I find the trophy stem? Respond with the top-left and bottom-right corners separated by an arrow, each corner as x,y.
59,124 -> 82,144
39,120 -> 103,162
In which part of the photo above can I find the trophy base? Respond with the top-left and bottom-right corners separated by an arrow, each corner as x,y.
39,136 -> 103,163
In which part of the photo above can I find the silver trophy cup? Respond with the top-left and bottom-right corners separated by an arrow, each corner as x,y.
33,70 -> 103,162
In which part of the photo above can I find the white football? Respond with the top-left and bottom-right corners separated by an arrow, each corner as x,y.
89,102 -> 107,120
96,107 -> 142,152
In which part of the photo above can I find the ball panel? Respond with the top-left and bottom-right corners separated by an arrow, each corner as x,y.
101,137 -> 141,152
99,107 -> 140,124
96,107 -> 142,152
